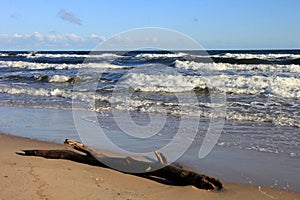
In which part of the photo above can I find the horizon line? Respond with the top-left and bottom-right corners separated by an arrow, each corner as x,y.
1,48 -> 300,52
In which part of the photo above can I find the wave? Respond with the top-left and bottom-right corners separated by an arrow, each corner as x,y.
227,110 -> 300,128
48,75 -> 72,83
188,56 -> 300,65
3,58 -> 300,74
0,53 -> 10,57
175,60 -> 300,73
0,61 -> 131,70
2,51 -> 300,66
118,72 -> 300,98
0,52 -> 123,65
189,52 -> 300,60
185,52 -> 300,65
2,84 -> 298,127
1,83 -> 299,127
16,52 -> 121,59
1,50 -> 300,129
0,85 -> 69,97
2,60 -> 299,98
90,93 -> 300,128
213,53 -> 300,60
33,75 -> 75,83
1,74 -> 99,84
0,73 -> 75,84
135,52 -> 187,59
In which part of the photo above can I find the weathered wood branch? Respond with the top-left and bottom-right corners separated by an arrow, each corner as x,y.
17,139 -> 223,190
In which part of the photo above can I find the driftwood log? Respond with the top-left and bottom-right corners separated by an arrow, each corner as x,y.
17,139 -> 223,190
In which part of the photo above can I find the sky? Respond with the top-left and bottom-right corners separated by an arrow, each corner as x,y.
1,0 -> 300,50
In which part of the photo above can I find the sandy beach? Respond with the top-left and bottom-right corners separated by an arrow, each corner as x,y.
2,0 -> 300,199
1,133 -> 299,200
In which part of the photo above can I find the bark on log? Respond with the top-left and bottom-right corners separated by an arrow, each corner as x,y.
17,139 -> 223,190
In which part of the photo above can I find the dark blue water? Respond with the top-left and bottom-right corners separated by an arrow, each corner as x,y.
0,50 -> 299,158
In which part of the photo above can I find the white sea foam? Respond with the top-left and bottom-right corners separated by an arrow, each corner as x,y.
121,72 -> 218,94
203,53 -> 300,60
0,61 -> 130,70
0,86 -> 53,96
175,60 -> 300,73
223,53 -> 300,59
14,51 -> 300,60
227,110 -> 300,128
2,60 -> 299,98
0,53 -> 9,57
3,59 -> 300,74
89,92 -> 300,127
135,52 -> 187,59
119,71 -> 300,98
17,52 -> 121,59
49,75 -> 72,83
0,84 -> 71,98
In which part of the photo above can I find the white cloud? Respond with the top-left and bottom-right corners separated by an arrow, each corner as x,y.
45,34 -> 62,42
32,32 -> 43,41
0,32 -> 106,50
13,33 -> 23,38
65,33 -> 84,42
90,34 -> 106,41
0,34 -> 10,39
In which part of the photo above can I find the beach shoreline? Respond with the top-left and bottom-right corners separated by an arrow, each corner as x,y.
1,133 -> 300,200
1,105 -> 300,192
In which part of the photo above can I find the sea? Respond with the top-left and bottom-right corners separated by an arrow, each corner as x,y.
0,50 -> 300,190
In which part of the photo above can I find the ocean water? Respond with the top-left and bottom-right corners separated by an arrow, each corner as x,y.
1,50 -> 300,190
0,50 -> 300,157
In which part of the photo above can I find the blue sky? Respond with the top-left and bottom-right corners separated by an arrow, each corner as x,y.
1,0 -> 300,50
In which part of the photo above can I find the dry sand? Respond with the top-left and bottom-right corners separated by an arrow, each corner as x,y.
1,133 -> 299,200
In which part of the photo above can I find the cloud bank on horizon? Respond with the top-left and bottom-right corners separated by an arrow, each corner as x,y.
0,32 -> 105,50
